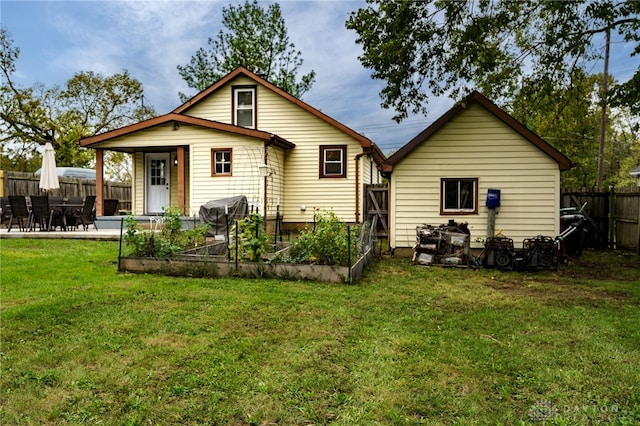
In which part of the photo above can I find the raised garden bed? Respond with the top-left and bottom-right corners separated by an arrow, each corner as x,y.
118,209 -> 377,283
119,243 -> 376,284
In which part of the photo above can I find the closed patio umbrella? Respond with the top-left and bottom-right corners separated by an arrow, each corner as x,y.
39,142 -> 60,192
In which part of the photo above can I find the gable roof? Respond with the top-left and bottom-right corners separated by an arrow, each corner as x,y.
630,165 -> 640,176
383,91 -> 573,173
173,66 -> 385,164
79,113 -> 295,150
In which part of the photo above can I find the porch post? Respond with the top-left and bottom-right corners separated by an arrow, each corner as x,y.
95,149 -> 104,216
177,146 -> 186,214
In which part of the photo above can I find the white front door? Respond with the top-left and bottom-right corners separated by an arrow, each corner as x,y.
146,153 -> 170,214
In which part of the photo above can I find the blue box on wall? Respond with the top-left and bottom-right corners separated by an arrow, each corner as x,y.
486,188 -> 501,208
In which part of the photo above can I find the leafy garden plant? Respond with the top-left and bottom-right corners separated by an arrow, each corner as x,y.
124,207 -> 209,258
285,210 -> 361,266
228,213 -> 270,262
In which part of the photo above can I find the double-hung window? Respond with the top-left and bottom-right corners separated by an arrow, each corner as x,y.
233,86 -> 256,128
212,148 -> 232,176
441,178 -> 478,214
320,145 -> 346,178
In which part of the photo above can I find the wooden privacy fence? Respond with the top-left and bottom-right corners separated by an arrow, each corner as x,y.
0,170 -> 131,212
561,187 -> 640,253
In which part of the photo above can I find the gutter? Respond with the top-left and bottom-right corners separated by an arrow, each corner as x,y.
354,152 -> 368,224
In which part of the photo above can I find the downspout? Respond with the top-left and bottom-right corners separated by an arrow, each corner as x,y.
263,143 -> 268,225
354,151 -> 368,224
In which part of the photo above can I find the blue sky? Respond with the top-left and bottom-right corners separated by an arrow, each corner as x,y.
1,1 -> 638,155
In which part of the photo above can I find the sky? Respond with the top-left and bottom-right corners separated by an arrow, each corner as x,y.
1,0 -> 638,155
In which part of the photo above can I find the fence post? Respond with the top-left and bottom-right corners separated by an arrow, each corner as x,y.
235,219 -> 239,272
609,186 -> 616,249
347,224 -> 352,284
637,195 -> 640,255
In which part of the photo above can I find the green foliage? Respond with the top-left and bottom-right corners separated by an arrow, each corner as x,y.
0,27 -> 155,173
346,0 -> 640,121
229,213 -> 270,262
285,210 -> 361,266
511,70 -> 640,188
124,207 -> 209,258
177,0 -> 315,100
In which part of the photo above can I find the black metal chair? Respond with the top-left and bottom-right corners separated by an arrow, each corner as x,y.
103,199 -> 119,216
30,195 -> 62,231
75,195 -> 96,230
1,197 -> 11,228
64,197 -> 84,230
7,196 -> 32,232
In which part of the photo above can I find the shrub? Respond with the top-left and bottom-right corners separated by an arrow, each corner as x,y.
285,210 -> 361,266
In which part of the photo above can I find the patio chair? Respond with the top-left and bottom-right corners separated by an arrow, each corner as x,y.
75,195 -> 96,230
7,196 -> 32,232
30,195 -> 62,231
64,197 -> 84,230
1,197 -> 11,228
103,199 -> 119,216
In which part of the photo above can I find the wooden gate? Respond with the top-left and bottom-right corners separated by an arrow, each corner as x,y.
364,183 -> 389,239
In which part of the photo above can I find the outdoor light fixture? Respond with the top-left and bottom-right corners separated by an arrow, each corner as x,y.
258,163 -> 268,177
173,155 -> 178,167
173,121 -> 180,131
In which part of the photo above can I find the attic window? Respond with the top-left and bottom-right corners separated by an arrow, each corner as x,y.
441,178 -> 478,215
233,86 -> 256,129
320,145 -> 346,178
212,148 -> 232,176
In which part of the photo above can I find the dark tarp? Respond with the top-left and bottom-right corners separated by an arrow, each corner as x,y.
199,195 -> 248,236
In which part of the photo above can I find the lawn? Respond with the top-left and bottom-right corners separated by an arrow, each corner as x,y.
1,239 -> 639,425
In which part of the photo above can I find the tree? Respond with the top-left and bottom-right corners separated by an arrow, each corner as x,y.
177,0 -> 315,100
511,71 -> 601,187
346,0 -> 640,122
1,27 -> 155,178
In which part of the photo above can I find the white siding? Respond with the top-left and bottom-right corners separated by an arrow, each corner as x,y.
186,76 -> 368,223
265,146 -> 285,218
390,104 -> 561,249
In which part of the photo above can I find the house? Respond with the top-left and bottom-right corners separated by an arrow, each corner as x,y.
80,67 -> 385,227
382,91 -> 573,254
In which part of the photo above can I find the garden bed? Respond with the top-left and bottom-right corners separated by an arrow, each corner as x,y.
118,209 -> 377,283
119,243 -> 376,283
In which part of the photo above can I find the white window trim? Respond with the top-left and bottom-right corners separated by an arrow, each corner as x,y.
212,148 -> 232,176
320,145 -> 347,178
233,87 -> 256,129
441,178 -> 478,215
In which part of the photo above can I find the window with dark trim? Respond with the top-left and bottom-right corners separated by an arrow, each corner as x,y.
320,145 -> 346,178
232,86 -> 256,128
441,178 -> 478,214
211,148 -> 232,176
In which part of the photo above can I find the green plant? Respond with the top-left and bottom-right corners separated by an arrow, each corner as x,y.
229,213 -> 270,262
287,210 -> 361,266
123,208 -> 209,258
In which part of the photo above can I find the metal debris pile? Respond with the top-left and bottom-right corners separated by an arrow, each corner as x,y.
413,220 -> 470,267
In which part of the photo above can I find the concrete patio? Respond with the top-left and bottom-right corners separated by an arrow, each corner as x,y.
0,227 -> 122,240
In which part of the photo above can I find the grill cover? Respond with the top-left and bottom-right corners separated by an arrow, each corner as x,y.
199,195 -> 248,236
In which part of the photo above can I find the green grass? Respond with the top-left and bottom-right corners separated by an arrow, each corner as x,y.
1,239 -> 639,425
